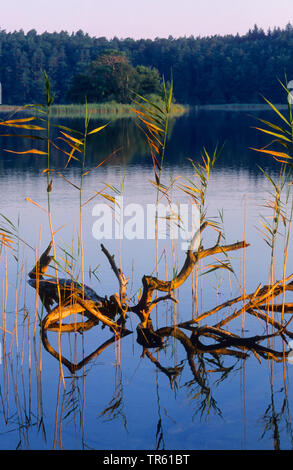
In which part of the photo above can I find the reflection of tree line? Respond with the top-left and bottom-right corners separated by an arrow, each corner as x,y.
0,117 -> 177,171
168,110 -> 282,172
0,112 -> 282,173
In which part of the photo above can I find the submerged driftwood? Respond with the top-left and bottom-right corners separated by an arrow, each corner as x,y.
28,224 -> 293,379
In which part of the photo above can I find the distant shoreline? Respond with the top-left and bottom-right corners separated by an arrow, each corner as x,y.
0,102 -> 187,119
0,102 -> 288,117
194,103 -> 288,111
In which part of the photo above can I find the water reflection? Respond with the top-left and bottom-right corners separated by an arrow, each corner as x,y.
0,110 -> 282,173
260,382 -> 293,451
1,110 -> 293,450
1,302 -> 292,449
18,231 -> 293,450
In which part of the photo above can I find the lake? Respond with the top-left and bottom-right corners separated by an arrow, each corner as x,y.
0,107 -> 292,451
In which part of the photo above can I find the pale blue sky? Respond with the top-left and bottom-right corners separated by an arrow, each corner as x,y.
1,0 -> 292,38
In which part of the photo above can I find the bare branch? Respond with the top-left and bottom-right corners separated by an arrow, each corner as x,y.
29,241 -> 53,279
101,243 -> 128,308
132,238 -> 249,324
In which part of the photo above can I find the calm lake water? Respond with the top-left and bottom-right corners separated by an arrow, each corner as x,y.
0,108 -> 292,450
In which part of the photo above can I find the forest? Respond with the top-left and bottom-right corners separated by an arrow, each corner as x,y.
1,23 -> 293,105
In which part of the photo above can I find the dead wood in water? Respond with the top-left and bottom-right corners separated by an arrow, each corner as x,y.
27,227 -> 293,378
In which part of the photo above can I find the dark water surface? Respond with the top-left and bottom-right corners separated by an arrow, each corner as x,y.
0,109 -> 292,450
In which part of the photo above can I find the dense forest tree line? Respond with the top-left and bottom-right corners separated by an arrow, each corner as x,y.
0,24 -> 293,105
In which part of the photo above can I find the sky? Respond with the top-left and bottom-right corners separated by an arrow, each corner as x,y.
1,0 -> 293,39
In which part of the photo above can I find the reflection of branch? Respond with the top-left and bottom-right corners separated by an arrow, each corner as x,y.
143,349 -> 183,389
155,326 -> 210,393
190,326 -> 289,361
99,371 -> 128,430
260,383 -> 284,450
41,329 -> 131,374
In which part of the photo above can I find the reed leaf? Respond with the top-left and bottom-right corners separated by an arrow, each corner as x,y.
88,123 -> 109,135
0,123 -> 45,130
250,148 -> 292,160
0,117 -> 37,124
252,127 -> 292,143
255,118 -> 291,136
59,131 -> 84,146
4,148 -> 47,156
260,95 -> 290,127
0,134 -> 44,140
25,197 -> 48,212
